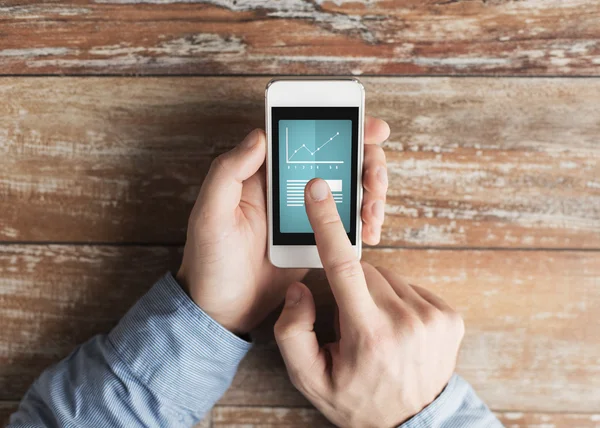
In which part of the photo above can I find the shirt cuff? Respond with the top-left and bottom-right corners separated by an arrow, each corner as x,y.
108,272 -> 252,411
399,374 -> 466,428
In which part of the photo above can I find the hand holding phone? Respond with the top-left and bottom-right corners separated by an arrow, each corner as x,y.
177,80 -> 389,334
274,178 -> 465,427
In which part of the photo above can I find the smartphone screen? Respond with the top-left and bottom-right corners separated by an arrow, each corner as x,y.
272,107 -> 359,245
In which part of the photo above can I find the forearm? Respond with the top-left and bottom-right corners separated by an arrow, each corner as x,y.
9,273 -> 251,428
400,374 -> 502,428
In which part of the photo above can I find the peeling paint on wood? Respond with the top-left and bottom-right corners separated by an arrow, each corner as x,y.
1,1 -> 600,75
0,77 -> 598,247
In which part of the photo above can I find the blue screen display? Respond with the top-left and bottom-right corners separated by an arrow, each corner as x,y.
271,106 -> 358,246
278,119 -> 352,233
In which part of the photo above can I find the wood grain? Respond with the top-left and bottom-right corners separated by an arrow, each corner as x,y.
4,402 -> 599,428
211,407 -> 600,428
1,77 -> 598,247
212,406 -> 332,427
497,411 -> 600,428
0,402 -> 212,426
0,402 -> 18,426
1,1 -> 600,76
1,246 -> 598,413
0,245 -> 182,400
222,248 -> 600,413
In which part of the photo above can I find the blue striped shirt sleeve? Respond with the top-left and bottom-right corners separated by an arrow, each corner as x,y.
8,273 -> 252,428
9,272 -> 501,428
400,374 -> 503,428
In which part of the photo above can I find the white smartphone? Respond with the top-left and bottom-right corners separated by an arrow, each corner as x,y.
266,78 -> 365,268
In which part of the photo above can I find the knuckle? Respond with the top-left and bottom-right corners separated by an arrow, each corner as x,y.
211,153 -> 231,174
328,258 -> 363,280
450,311 -> 465,337
274,318 -> 294,341
360,325 -> 390,353
402,312 -> 426,337
421,305 -> 444,325
366,143 -> 386,160
286,366 -> 303,387
273,318 -> 285,339
318,212 -> 342,226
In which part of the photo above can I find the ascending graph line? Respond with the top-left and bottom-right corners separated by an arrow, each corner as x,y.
286,127 -> 344,164
288,131 -> 339,160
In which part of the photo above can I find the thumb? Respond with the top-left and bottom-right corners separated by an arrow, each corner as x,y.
196,129 -> 266,222
274,282 -> 330,395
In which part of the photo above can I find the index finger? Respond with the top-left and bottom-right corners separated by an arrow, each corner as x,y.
304,178 -> 376,318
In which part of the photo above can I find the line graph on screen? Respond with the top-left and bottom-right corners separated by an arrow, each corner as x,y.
285,127 -> 344,164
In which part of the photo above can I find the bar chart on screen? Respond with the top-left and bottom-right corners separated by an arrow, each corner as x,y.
286,179 -> 343,207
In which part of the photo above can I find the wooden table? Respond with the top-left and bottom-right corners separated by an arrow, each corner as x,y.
1,2 -> 599,427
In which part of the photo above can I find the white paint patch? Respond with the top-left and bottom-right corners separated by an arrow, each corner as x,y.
0,48 -> 75,57
550,57 -> 572,67
0,6 -> 91,17
587,181 -> 600,189
90,34 -> 246,56
518,49 -> 546,59
391,223 -> 462,245
559,161 -> 578,169
412,57 -> 510,69
532,312 -> 576,320
385,205 -> 419,218
569,41 -> 597,54
1,226 -> 19,238
501,412 -> 524,420
314,0 -> 373,5
252,54 -> 389,63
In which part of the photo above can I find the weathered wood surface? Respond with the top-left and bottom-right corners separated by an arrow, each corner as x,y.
4,402 -> 599,428
212,406 -> 332,427
0,402 -> 18,426
1,77 -> 598,247
1,402 -> 211,427
1,245 -> 598,414
1,1 -> 600,76
223,248 -> 600,413
0,245 -> 182,401
212,407 -> 600,428
497,411 -> 600,428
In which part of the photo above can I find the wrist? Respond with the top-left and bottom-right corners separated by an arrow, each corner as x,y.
175,267 -> 250,336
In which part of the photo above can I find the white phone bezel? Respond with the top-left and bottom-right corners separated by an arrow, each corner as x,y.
265,78 -> 365,268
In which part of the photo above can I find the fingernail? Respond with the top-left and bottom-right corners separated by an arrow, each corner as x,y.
286,283 -> 303,306
372,200 -> 385,224
309,179 -> 330,201
377,167 -> 388,187
241,129 -> 259,149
